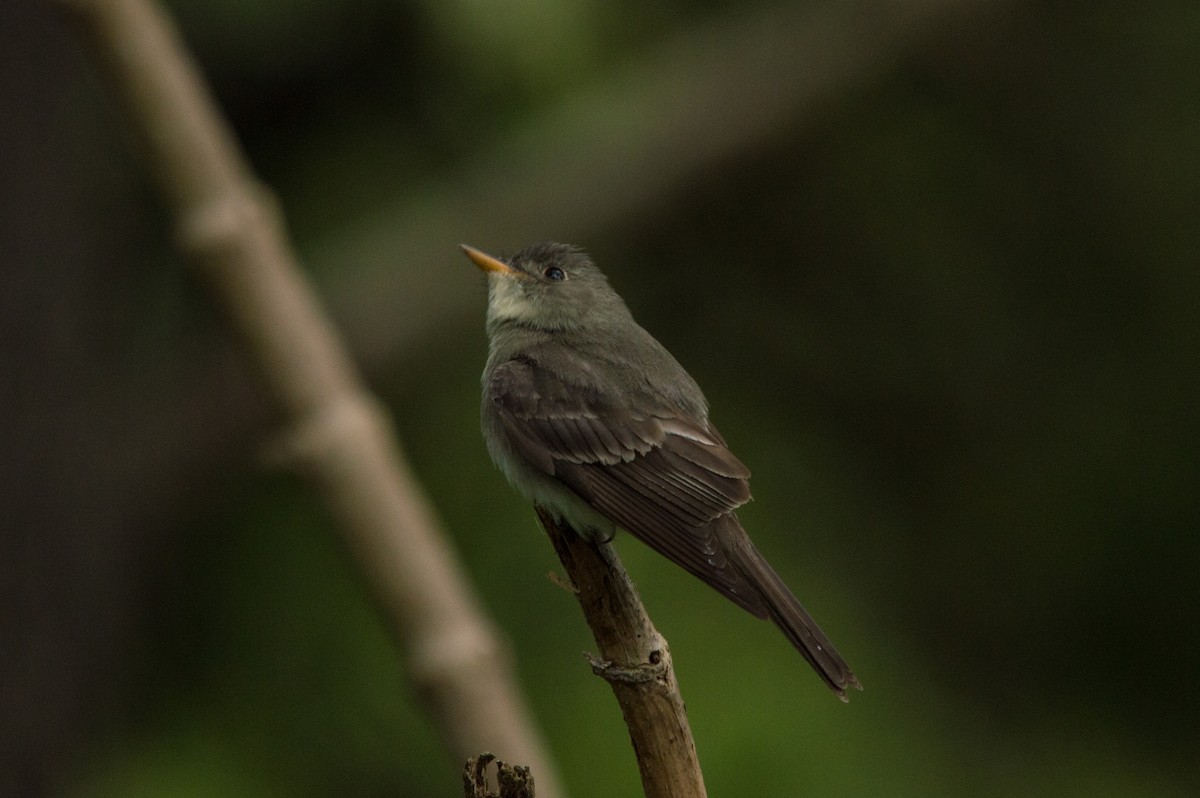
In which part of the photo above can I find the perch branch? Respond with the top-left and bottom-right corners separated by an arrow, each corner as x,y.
535,507 -> 707,798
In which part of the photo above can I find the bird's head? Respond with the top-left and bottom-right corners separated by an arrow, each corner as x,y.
462,241 -> 631,333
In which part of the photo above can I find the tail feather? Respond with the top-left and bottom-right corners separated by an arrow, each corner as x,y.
727,532 -> 861,700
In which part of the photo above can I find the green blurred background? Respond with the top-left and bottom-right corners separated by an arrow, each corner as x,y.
3,0 -> 1198,795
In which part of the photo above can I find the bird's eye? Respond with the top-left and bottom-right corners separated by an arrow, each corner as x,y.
543,266 -> 566,282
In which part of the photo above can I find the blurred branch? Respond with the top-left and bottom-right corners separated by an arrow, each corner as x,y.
310,0 -> 1015,370
536,507 -> 707,798
52,0 -> 564,795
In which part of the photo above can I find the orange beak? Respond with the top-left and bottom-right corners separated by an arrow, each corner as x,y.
461,244 -> 519,276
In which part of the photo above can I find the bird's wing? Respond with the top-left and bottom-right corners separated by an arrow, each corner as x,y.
488,355 -> 767,614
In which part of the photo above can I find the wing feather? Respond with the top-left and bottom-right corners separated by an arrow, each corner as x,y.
486,354 -> 764,612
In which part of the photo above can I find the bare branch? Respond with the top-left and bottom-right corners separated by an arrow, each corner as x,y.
52,0 -> 564,794
536,507 -> 707,798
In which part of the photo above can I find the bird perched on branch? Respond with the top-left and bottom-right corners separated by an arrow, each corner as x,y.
464,241 -> 860,700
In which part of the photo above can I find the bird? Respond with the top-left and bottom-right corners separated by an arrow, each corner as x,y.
462,241 -> 860,700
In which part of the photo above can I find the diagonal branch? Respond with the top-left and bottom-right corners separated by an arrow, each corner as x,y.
53,0 -> 564,795
536,506 -> 707,798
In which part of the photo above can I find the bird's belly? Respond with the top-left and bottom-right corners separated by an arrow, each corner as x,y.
482,405 -> 616,539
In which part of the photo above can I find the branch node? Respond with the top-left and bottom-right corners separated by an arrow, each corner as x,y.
545,571 -> 578,594
409,622 -> 509,692
174,181 -> 279,258
585,649 -> 670,684
260,393 -> 391,472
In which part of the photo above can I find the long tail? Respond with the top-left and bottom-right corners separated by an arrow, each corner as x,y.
727,530 -> 861,701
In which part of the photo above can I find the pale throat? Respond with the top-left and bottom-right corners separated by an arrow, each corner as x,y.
486,278 -> 537,325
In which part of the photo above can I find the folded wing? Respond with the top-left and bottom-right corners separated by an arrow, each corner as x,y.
487,355 -> 769,615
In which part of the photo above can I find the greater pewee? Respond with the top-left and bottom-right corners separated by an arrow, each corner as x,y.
463,241 -> 860,699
